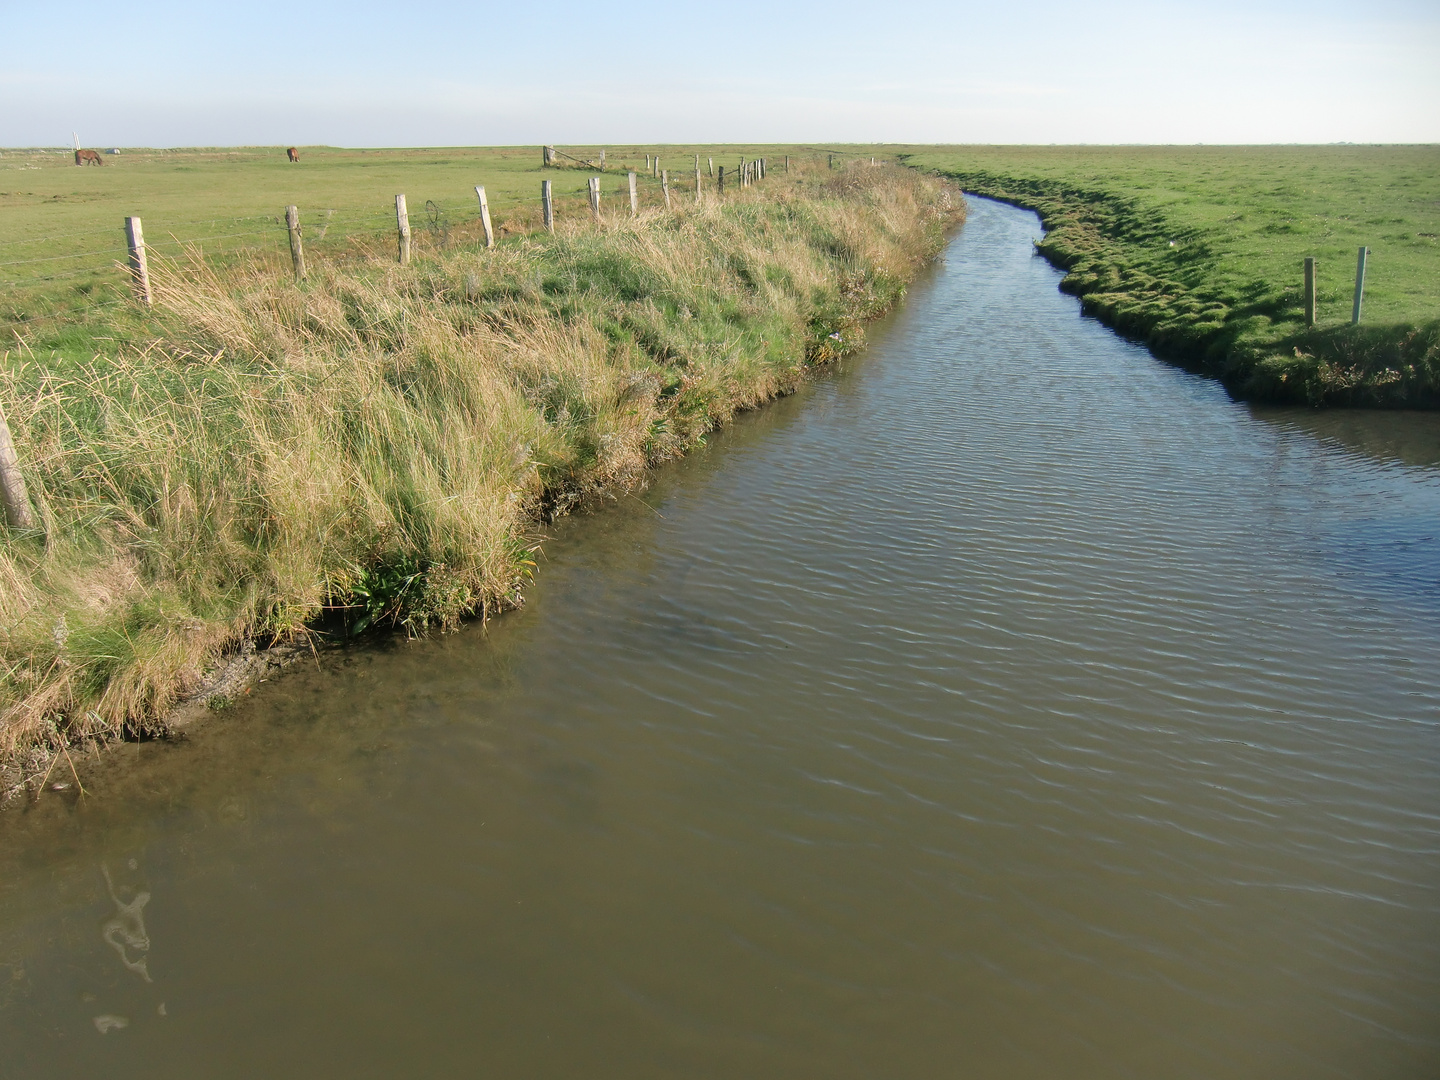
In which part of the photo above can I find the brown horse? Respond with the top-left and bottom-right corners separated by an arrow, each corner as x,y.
75,149 -> 103,166
286,147 -> 299,163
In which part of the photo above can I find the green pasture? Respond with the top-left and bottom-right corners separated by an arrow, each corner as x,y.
0,143 -> 834,342
902,144 -> 1440,405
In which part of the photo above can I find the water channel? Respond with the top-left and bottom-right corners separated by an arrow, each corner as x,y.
2,197 -> 1438,1078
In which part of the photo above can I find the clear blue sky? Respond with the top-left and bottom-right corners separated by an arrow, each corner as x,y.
4,0 -> 1436,146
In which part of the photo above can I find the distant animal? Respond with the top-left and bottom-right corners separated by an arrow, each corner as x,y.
286,147 -> 299,163
75,148 -> 103,166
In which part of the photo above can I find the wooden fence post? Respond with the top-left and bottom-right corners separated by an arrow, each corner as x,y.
542,180 -> 554,233
785,155 -> 789,173
654,157 -> 660,179
1303,257 -> 1316,327
718,165 -> 725,195
628,171 -> 638,216
695,167 -> 701,203
662,169 -> 670,208
708,156 -> 714,177
828,154 -> 834,169
285,205 -> 306,280
599,150 -> 606,170
589,176 -> 601,220
123,216 -> 152,307
395,195 -> 411,264
0,401 -> 37,532
1351,246 -> 1368,325
694,154 -> 699,172
543,146 -> 554,167
475,185 -> 495,248
646,154 -> 652,172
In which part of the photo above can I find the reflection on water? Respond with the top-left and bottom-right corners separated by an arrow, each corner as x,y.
1253,403 -> 1440,469
100,863 -> 152,983
1,198 -> 1438,1079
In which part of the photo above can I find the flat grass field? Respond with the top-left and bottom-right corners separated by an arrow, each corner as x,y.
3,142 -> 1437,403
0,144 -> 831,341
902,144 -> 1440,405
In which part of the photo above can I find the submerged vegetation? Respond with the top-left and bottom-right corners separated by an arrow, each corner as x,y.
0,163 -> 961,785
905,145 -> 1440,407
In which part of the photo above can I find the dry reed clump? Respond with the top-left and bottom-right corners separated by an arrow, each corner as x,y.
0,165 -> 962,787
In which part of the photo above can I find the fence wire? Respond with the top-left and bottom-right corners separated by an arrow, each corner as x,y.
3,150 -> 852,327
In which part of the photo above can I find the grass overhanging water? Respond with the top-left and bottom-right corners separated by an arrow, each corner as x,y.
904,145 -> 1440,407
0,163 -> 962,787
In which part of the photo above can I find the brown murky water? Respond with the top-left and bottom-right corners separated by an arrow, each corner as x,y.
2,197 -> 1438,1079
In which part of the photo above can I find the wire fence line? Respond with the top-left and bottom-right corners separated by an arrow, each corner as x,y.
3,150 -> 877,323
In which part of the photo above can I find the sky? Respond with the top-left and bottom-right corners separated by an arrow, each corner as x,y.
3,0 -> 1437,147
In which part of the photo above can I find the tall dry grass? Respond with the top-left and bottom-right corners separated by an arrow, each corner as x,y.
0,164 -> 962,785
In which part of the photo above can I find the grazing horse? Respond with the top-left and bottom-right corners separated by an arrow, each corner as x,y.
75,148 -> 103,166
286,147 -> 299,163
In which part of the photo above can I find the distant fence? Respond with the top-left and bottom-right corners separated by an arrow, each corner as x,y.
2,149 -> 893,328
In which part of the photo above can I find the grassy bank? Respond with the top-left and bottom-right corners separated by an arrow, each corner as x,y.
2,144 -> 842,345
903,145 -> 1440,407
0,162 -> 961,787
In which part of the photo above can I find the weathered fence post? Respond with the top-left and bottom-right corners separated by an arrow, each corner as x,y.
708,156 -> 714,177
395,195 -> 411,264
1303,257 -> 1316,327
828,154 -> 834,169
1351,246 -> 1368,325
653,156 -> 660,179
543,146 -> 554,167
718,165 -> 725,195
475,185 -> 495,248
759,158 -> 766,180
0,402 -> 37,532
285,205 -> 306,280
662,169 -> 670,208
695,167 -> 701,203
599,150 -> 606,170
123,216 -> 152,307
785,155 -> 789,173
694,154 -> 700,173
542,180 -> 554,233
628,171 -> 638,216
588,176 -> 601,220
646,154 -> 652,172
